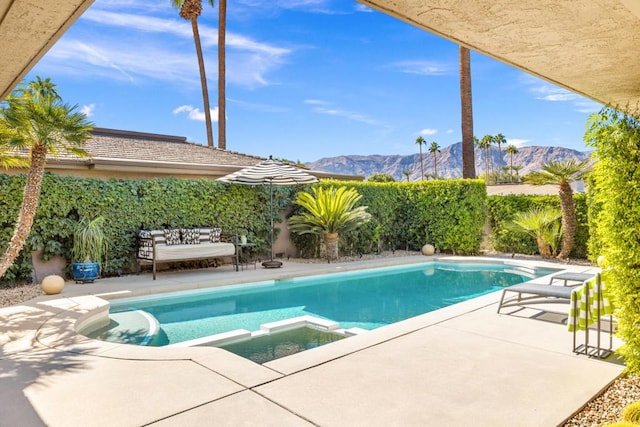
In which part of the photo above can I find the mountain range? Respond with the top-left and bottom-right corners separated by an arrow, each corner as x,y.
308,142 -> 592,181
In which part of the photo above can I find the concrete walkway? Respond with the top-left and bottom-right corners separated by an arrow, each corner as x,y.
0,256 -> 624,426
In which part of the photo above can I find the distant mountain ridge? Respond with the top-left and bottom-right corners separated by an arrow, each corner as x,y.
308,142 -> 591,181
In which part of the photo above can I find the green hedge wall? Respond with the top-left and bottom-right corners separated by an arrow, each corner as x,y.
1,174 -> 486,284
289,179 -> 487,257
487,194 -> 589,258
585,107 -> 640,373
0,173 -> 293,285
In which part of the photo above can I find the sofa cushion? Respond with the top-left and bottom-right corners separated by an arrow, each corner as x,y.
164,228 -> 181,245
181,228 -> 200,245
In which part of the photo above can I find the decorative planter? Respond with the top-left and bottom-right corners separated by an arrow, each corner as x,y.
72,262 -> 100,283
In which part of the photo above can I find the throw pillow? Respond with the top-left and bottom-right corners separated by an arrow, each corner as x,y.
181,228 -> 201,245
209,227 -> 222,243
163,228 -> 181,245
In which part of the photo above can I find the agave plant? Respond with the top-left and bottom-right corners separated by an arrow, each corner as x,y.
507,207 -> 562,258
288,186 -> 372,261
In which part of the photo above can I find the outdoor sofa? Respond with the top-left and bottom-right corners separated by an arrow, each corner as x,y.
136,227 -> 237,280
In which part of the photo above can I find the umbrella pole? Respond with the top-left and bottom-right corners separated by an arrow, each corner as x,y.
263,180 -> 282,268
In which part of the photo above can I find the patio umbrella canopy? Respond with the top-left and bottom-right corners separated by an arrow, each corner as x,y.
217,156 -> 318,268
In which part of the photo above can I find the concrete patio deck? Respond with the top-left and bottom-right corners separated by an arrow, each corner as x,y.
0,256 -> 625,426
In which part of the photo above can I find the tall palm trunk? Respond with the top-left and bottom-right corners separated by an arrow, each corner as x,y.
217,0 -> 226,150
180,0 -> 214,148
509,154 -> 514,182
557,181 -> 575,259
419,145 -> 424,180
433,152 -> 438,178
0,144 -> 47,277
460,46 -> 475,179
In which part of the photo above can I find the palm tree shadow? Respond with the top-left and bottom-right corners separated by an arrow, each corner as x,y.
0,305 -> 98,426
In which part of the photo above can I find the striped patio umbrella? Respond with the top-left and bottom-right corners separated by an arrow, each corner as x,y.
217,156 -> 318,268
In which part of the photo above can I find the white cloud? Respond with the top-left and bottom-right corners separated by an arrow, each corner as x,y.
304,99 -> 329,105
40,7 -> 292,89
355,4 -> 373,12
307,100 -> 385,127
389,60 -> 451,76
506,138 -> 529,148
446,129 -> 454,134
520,74 -> 603,114
420,128 -> 438,136
173,105 -> 219,122
80,104 -> 95,117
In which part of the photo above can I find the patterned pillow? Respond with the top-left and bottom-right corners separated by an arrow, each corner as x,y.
209,227 -> 222,243
163,228 -> 181,245
181,228 -> 200,245
137,230 -> 153,258
139,229 -> 152,239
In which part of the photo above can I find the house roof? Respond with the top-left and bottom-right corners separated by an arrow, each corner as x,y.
45,127 -> 362,181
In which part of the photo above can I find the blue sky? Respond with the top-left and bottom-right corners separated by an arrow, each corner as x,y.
27,0 -> 602,163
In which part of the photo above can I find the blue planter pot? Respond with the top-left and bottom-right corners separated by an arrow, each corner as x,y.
72,262 -> 100,283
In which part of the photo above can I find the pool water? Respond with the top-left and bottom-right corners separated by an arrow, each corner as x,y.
87,261 -> 558,347
217,327 -> 345,364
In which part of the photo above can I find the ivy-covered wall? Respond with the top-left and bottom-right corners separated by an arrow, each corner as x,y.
487,194 -> 589,259
0,173 -> 289,284
289,179 -> 487,257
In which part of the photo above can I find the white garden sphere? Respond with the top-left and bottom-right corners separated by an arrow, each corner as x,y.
421,244 -> 435,256
41,274 -> 65,295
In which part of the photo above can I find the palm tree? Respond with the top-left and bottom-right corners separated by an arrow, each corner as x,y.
508,207 -> 562,258
478,134 -> 493,181
524,160 -> 589,259
493,133 -> 506,170
429,141 -> 441,178
402,170 -> 413,182
0,77 -> 93,278
415,136 -> 425,180
217,0 -> 227,150
505,144 -> 519,182
459,46 -> 476,179
289,186 -> 371,261
512,165 -> 523,182
171,0 -> 215,148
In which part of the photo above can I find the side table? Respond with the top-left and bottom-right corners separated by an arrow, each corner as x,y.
236,243 -> 257,271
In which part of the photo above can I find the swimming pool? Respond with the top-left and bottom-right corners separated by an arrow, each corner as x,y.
84,261 -> 558,347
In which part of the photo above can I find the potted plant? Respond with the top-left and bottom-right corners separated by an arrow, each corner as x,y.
72,216 -> 107,283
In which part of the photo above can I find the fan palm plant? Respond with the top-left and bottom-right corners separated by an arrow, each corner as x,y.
289,186 -> 372,261
507,207 -> 562,258
524,160 -> 589,259
0,77 -> 93,279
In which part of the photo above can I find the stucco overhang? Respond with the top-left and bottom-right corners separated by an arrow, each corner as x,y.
0,0 -> 95,100
358,0 -> 640,111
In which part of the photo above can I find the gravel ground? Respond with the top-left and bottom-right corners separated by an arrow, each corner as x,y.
1,251 -> 637,425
